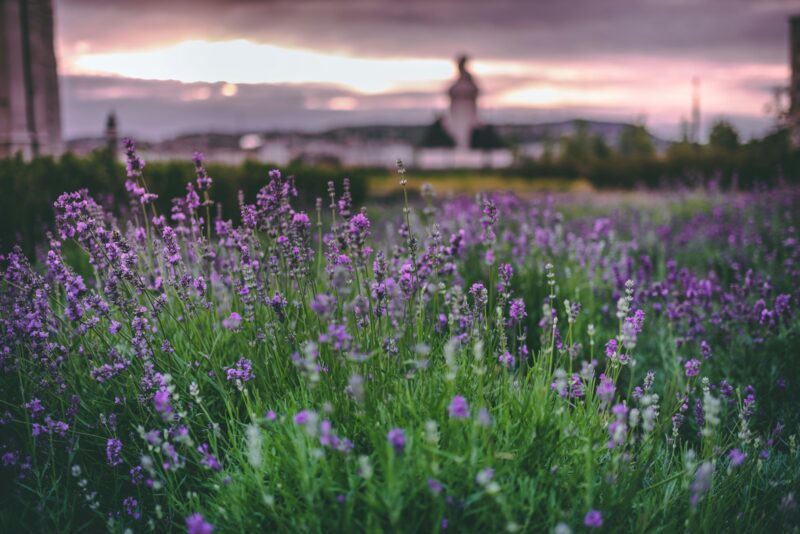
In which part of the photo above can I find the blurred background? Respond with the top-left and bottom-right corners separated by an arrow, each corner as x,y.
3,0 -> 800,250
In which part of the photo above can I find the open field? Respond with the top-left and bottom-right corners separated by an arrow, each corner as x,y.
366,174 -> 596,197
1,146 -> 799,532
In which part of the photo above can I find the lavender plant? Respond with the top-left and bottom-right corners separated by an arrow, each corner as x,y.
0,142 -> 798,532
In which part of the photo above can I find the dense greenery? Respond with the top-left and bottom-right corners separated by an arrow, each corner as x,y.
0,151 -> 370,253
0,148 -> 798,532
521,123 -> 800,189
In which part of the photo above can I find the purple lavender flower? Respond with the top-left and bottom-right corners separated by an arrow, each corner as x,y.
294,410 -> 313,426
498,263 -> 513,293
2,452 -> 18,466
584,509 -> 603,528
153,389 -> 173,416
684,359 -> 701,377
310,293 -> 337,318
123,496 -> 140,520
24,398 -> 44,418
193,152 -> 212,191
509,298 -> 527,321
597,374 -> 616,408
427,478 -> 443,494
469,283 -> 488,309
226,358 -> 254,387
122,138 -> 145,178
498,351 -> 515,368
106,438 -> 123,467
197,443 -> 222,472
269,293 -> 288,321
627,309 -> 645,333
186,513 -> 214,534
349,213 -> 371,248
387,427 -> 406,453
605,338 -> 618,359
130,465 -> 144,485
161,226 -> 181,264
729,448 -> 747,466
448,395 -> 470,418
742,388 -> 756,418
222,312 -> 242,330
319,323 -> 352,351
145,431 -> 162,448
690,461 -> 714,507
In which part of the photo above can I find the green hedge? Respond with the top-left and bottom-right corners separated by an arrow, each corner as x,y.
0,151 -> 371,253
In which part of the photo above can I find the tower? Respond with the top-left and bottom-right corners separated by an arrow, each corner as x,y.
445,55 -> 480,150
690,77 -> 701,144
105,111 -> 118,156
790,15 -> 800,146
0,0 -> 62,159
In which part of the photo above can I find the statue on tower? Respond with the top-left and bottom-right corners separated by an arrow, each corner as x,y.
446,55 -> 480,150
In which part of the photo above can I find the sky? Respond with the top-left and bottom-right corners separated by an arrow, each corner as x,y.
56,0 -> 800,141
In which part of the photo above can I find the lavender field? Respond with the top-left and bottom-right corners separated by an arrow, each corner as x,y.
1,141 -> 799,532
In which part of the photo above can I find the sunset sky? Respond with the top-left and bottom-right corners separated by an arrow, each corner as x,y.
56,0 -> 799,141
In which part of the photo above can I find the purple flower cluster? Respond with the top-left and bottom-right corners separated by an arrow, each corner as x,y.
106,438 -> 123,467
684,359 -> 701,377
226,358 -> 254,389
584,509 -> 603,528
186,513 -> 214,534
387,427 -> 406,453
448,395 -> 470,419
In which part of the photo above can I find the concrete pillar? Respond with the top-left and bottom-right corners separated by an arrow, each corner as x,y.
790,15 -> 800,147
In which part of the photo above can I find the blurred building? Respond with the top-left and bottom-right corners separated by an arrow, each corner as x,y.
0,0 -> 62,158
63,54 -> 662,167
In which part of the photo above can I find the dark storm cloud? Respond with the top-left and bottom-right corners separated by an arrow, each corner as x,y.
57,0 -> 800,63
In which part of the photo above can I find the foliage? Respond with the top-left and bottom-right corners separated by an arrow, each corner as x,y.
470,125 -> 508,150
419,118 -> 456,148
517,125 -> 800,189
0,151 -> 369,254
618,123 -> 656,158
708,120 -> 741,151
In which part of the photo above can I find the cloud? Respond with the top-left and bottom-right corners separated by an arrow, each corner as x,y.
53,0 -> 796,141
60,75 -> 447,140
56,0 -> 800,62
61,73 -> 775,142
